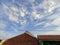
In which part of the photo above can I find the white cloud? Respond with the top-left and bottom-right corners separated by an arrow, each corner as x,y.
20,20 -> 27,26
0,21 -> 7,30
47,14 -> 60,20
45,30 -> 60,35
29,0 -> 35,3
52,18 -> 60,25
34,22 -> 45,27
9,15 -> 19,23
44,23 -> 51,27
20,10 -> 25,17
11,26 -> 18,32
0,31 -> 11,39
19,7 -> 27,17
12,0 -> 15,3
38,0 -> 56,13
10,6 -> 18,12
31,11 -> 43,19
31,0 -> 57,15
2,3 -> 19,23
44,26 -> 60,35
55,27 -> 60,30
0,31 -> 6,37
1,0 -> 60,39
2,3 -> 9,9
0,30 -> 19,40
47,0 -> 56,12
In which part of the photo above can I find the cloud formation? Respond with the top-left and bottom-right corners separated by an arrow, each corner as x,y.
0,0 -> 60,39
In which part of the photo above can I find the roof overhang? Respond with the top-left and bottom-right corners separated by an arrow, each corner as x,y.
38,35 -> 60,40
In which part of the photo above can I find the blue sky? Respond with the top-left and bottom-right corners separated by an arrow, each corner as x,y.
0,0 -> 60,39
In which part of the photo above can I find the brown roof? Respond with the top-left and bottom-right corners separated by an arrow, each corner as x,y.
2,31 -> 39,45
38,35 -> 60,40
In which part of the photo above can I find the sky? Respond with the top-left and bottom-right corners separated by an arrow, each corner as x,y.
0,0 -> 60,40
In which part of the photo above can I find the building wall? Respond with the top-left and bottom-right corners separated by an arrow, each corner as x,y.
2,33 -> 39,45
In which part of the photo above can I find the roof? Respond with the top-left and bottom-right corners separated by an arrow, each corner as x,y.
24,31 -> 35,38
2,31 -> 37,42
2,31 -> 39,45
38,35 -> 60,40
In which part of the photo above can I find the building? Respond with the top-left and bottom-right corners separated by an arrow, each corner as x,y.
2,31 -> 39,45
38,35 -> 60,45
1,31 -> 60,45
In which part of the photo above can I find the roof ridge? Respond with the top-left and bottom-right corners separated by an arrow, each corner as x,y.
24,31 -> 36,38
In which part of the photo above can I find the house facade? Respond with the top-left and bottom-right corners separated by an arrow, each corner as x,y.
38,35 -> 60,45
2,31 -> 39,45
1,31 -> 60,45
